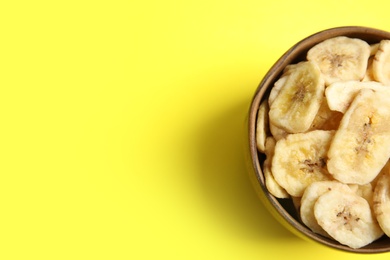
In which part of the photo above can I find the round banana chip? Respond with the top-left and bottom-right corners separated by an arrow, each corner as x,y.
325,80 -> 385,114
314,189 -> 383,249
268,61 -> 325,133
300,181 -> 352,237
307,36 -> 371,85
327,88 -> 390,185
271,130 -> 334,197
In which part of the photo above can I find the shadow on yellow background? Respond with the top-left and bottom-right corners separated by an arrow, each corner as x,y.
196,94 -> 297,241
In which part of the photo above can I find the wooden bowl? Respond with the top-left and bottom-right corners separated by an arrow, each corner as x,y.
246,26 -> 390,253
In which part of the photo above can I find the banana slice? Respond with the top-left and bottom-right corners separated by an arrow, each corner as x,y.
263,137 -> 289,198
327,88 -> 390,185
256,100 -> 270,153
268,61 -> 325,133
373,171 -> 390,236
307,36 -> 371,85
314,188 -> 383,249
308,98 -> 343,131
271,130 -> 334,197
373,40 -> 390,85
325,80 -> 385,113
300,181 -> 352,237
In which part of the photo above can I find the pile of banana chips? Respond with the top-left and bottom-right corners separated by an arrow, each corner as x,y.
256,36 -> 390,249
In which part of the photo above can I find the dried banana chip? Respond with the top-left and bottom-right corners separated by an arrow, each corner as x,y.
307,36 -> 371,85
327,88 -> 390,185
271,130 -> 334,197
269,61 -> 325,133
300,181 -> 351,237
314,189 -> 383,249
325,80 -> 385,113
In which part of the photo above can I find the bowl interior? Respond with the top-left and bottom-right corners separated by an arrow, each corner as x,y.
248,26 -> 390,253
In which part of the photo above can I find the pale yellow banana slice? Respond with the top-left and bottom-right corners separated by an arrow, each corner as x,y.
300,181 -> 352,237
263,137 -> 289,198
373,171 -> 390,236
256,100 -> 270,153
307,36 -> 371,85
327,88 -> 390,185
325,80 -> 385,113
373,40 -> 390,85
314,189 -> 383,249
271,130 -> 334,197
269,61 -> 325,133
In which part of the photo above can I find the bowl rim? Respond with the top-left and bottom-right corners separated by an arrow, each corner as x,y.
247,26 -> 390,253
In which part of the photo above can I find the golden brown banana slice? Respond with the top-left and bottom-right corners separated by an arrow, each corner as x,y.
268,61 -> 325,133
327,88 -> 390,185
300,181 -> 351,237
314,189 -> 383,249
271,130 -> 334,197
373,172 -> 390,237
325,80 -> 385,113
307,36 -> 371,85
256,100 -> 270,153
373,39 -> 390,85
263,137 -> 289,198
308,98 -> 343,131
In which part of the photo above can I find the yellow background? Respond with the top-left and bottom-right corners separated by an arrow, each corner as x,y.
1,0 -> 390,259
